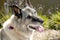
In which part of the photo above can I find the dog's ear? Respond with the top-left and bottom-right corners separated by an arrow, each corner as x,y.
10,5 -> 21,14
23,0 -> 33,8
10,5 -> 22,18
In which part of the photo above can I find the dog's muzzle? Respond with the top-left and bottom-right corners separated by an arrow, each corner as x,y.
28,24 -> 44,32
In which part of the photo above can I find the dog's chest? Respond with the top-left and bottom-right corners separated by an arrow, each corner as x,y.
4,28 -> 33,40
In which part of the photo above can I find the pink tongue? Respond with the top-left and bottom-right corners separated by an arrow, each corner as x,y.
36,26 -> 44,32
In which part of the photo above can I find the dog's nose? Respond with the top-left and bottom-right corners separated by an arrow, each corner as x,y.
38,19 -> 44,24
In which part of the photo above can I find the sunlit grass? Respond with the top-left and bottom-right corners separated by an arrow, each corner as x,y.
0,7 -> 11,28
38,11 -> 60,30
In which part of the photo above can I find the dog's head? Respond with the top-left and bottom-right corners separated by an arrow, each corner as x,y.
10,0 -> 44,32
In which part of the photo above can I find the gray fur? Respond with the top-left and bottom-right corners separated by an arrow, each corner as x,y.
0,0 -> 44,40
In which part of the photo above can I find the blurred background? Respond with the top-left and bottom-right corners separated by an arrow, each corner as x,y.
0,0 -> 60,30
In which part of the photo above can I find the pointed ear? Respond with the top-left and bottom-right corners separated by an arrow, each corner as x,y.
23,0 -> 33,8
10,5 -> 22,18
9,5 -> 21,14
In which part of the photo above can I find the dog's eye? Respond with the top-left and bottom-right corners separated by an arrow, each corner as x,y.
27,15 -> 32,19
34,11 -> 37,14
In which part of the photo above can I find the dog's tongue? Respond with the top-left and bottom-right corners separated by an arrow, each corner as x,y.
36,26 -> 44,32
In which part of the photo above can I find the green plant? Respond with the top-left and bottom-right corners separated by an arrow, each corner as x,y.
38,12 -> 50,29
49,11 -> 60,30
0,7 -> 11,28
38,11 -> 60,30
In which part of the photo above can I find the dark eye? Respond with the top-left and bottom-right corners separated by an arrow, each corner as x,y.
34,11 -> 37,13
27,15 -> 32,19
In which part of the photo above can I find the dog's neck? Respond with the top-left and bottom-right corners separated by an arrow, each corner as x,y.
3,14 -> 34,40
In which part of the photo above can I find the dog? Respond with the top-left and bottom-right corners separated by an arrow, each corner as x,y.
0,0 -> 44,40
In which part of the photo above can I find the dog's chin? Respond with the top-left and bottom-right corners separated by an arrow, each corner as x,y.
27,24 -> 44,32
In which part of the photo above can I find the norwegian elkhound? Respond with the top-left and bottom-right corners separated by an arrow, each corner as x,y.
0,0 -> 44,40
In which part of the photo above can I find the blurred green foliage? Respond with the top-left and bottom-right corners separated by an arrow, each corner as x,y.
49,11 -> 60,30
38,11 -> 50,29
0,7 -> 11,28
38,11 -> 60,30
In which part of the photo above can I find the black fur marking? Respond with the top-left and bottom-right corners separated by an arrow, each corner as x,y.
9,5 -> 19,9
9,5 -> 22,18
27,15 -> 32,19
14,9 -> 22,18
27,15 -> 44,24
32,17 -> 44,24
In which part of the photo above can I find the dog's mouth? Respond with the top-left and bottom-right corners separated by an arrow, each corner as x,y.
28,24 -> 44,32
